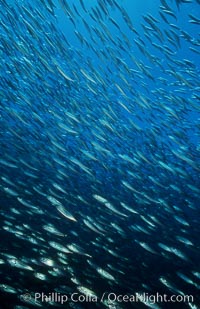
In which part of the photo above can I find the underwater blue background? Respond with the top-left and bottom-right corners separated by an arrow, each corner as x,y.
0,0 -> 200,308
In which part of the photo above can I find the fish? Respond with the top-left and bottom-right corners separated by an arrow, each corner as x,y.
0,0 -> 200,308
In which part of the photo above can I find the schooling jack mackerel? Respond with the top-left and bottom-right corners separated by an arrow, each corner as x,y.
0,0 -> 199,308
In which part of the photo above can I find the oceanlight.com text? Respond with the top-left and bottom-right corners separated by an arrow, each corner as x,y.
20,291 -> 194,305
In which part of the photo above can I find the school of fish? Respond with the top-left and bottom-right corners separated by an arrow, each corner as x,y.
0,0 -> 200,308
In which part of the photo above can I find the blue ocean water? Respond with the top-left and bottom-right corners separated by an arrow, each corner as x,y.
0,0 -> 200,308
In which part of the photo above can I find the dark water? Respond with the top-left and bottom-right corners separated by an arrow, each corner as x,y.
0,0 -> 200,308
